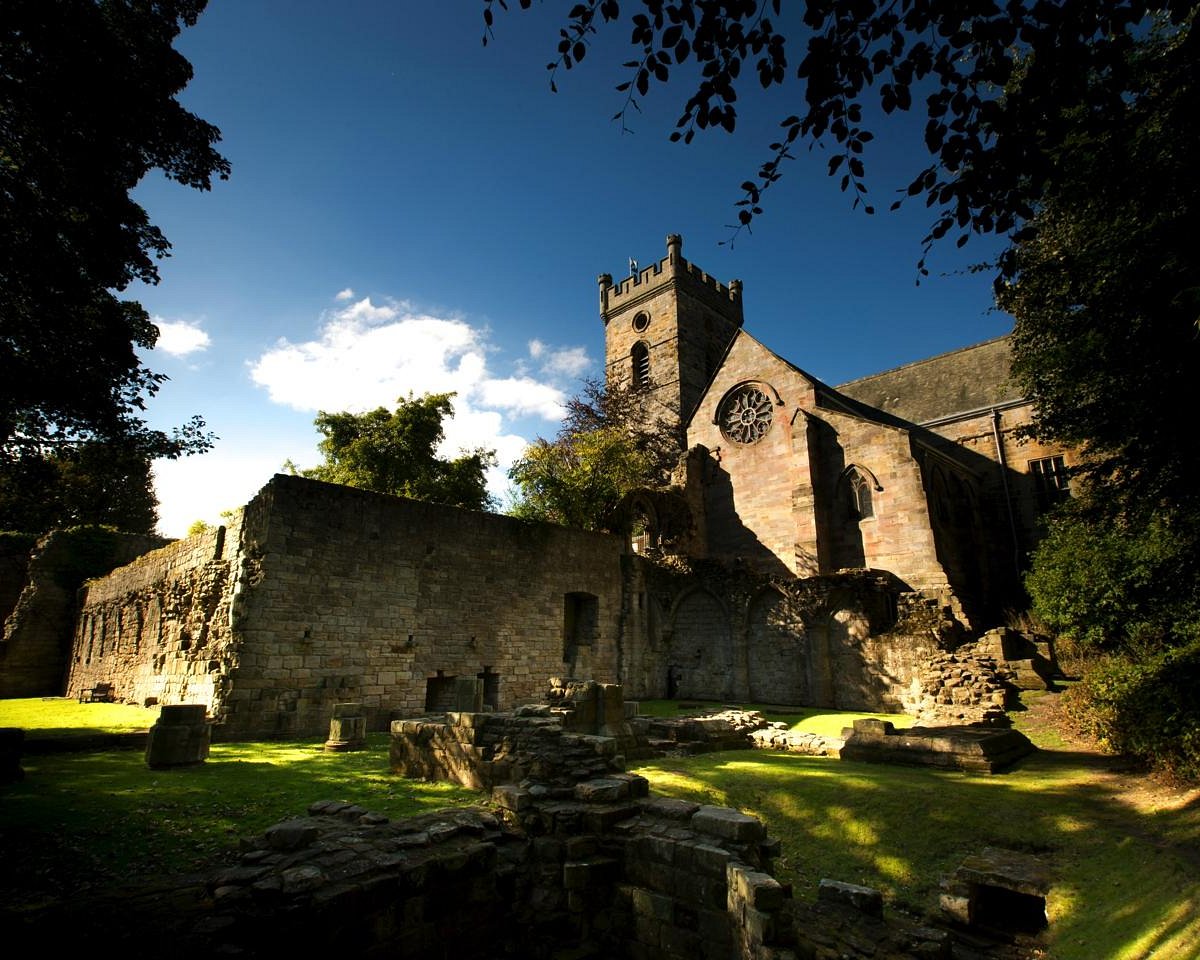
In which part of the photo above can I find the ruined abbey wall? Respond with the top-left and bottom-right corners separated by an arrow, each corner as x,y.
219,476 -> 625,738
65,475 -> 955,739
66,521 -> 241,707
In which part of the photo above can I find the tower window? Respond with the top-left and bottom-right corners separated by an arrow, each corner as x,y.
632,311 -> 650,333
631,342 -> 651,389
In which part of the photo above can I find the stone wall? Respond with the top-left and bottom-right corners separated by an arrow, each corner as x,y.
219,476 -> 626,738
66,521 -> 240,708
2,528 -> 166,698
65,474 -> 964,739
620,559 -> 948,711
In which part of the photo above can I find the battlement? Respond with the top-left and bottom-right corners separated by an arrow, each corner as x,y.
599,234 -> 742,321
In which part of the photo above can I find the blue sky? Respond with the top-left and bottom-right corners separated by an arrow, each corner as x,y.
133,2 -> 1012,536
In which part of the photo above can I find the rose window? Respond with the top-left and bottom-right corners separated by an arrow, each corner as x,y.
720,385 -> 774,444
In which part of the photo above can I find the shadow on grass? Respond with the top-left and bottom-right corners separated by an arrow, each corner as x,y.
0,733 -> 479,910
633,748 -> 1200,960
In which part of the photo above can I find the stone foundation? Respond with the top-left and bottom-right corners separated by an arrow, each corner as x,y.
839,719 -> 1035,773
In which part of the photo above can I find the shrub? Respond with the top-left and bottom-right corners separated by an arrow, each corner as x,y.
1025,505 -> 1200,655
1062,640 -> 1200,782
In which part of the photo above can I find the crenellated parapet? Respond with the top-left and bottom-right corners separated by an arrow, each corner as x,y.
599,233 -> 743,325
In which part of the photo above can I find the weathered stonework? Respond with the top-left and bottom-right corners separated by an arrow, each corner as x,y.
1,528 -> 166,698
605,236 -> 1079,627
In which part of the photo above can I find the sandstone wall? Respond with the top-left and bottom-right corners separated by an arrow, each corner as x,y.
66,521 -> 240,707
2,528 -> 167,698
220,475 -> 627,738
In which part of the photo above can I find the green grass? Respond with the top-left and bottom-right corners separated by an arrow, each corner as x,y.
634,699 -> 914,738
0,697 -> 159,735
632,710 -> 1200,960
3,696 -> 1197,958
0,732 -> 479,911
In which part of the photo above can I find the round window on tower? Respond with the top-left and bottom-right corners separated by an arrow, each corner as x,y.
718,383 -> 775,444
631,311 -> 650,333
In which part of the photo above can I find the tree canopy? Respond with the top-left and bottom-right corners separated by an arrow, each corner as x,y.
508,377 -> 680,529
485,1 -> 1194,271
302,393 -> 496,512
0,438 -> 158,536
0,1 -> 225,470
999,20 -> 1199,517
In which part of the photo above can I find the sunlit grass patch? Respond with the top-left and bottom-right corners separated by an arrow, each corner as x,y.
0,697 -> 158,735
633,699 -> 913,737
633,745 -> 1200,960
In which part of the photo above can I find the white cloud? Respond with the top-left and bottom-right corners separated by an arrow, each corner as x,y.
153,318 -> 211,357
335,287 -> 355,301
540,345 -> 591,379
246,297 -> 573,503
477,377 -> 567,420
528,338 -> 545,359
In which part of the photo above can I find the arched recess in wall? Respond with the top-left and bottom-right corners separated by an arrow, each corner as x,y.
744,587 -> 810,705
631,341 -> 651,390
666,587 -> 733,700
839,464 -> 882,521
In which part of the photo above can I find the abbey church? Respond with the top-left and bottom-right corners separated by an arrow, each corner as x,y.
2,235 -> 1074,737
602,235 -> 1074,629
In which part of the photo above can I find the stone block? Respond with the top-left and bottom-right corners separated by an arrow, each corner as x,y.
817,878 -> 884,917
692,805 -> 765,843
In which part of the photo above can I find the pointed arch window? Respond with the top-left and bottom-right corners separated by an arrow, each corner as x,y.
631,342 -> 651,390
848,469 -> 876,520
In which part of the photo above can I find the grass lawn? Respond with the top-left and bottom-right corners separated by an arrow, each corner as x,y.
2,695 -> 1197,959
0,697 -> 160,735
0,727 -> 479,912
633,694 -> 1200,960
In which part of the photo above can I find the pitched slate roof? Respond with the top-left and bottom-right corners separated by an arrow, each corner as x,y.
835,335 -> 1021,425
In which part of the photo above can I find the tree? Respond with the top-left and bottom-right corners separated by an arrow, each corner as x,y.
302,393 -> 496,512
0,439 -> 159,535
484,1 -> 1193,271
508,377 -> 681,529
1,1 -> 225,475
999,21 -> 1200,517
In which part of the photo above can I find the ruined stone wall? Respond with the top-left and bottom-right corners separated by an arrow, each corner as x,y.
220,475 -> 626,738
2,528 -> 167,698
0,534 -> 35,639
620,559 -> 946,710
65,521 -> 240,707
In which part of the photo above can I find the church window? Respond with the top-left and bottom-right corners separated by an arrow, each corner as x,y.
631,342 -> 651,389
719,384 -> 774,444
1030,455 -> 1071,510
850,471 -> 874,519
632,311 -> 650,333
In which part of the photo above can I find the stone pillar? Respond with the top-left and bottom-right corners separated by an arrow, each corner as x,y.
324,702 -> 367,752
145,704 -> 210,768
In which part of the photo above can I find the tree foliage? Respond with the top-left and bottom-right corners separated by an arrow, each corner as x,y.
0,440 -> 159,535
508,377 -> 681,529
484,0 -> 1193,269
999,21 -> 1200,516
303,393 -> 496,512
1025,503 -> 1200,657
1,1 -> 225,469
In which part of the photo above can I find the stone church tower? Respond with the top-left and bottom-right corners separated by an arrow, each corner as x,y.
599,234 -> 743,429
